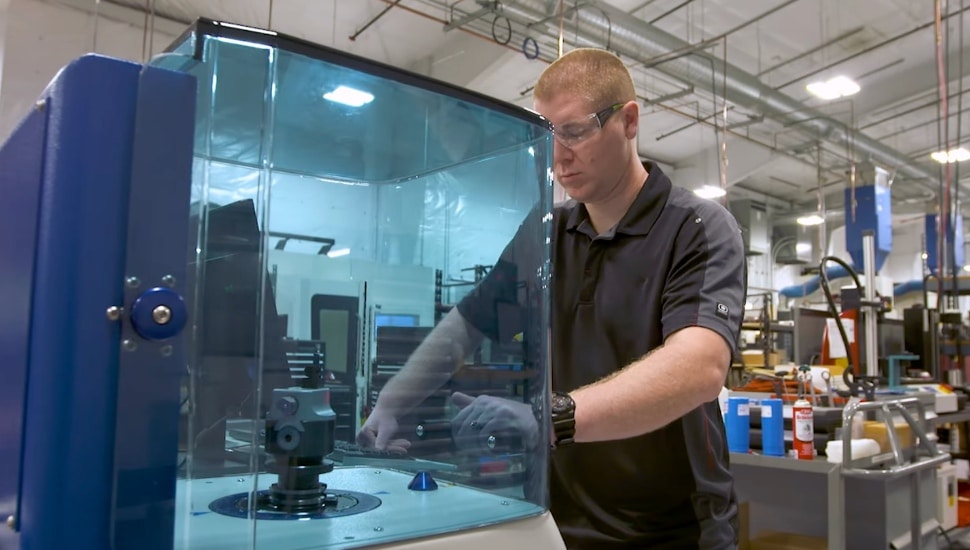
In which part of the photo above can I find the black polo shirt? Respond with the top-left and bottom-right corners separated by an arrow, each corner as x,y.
457,163 -> 746,548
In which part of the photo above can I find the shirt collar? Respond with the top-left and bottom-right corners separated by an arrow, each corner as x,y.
565,161 -> 672,237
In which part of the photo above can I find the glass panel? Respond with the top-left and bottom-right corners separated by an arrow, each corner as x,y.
162,22 -> 552,550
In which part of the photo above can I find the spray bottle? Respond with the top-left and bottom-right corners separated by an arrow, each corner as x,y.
791,365 -> 816,460
793,397 -> 815,460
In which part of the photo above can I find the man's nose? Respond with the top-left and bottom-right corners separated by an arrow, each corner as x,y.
552,138 -> 573,162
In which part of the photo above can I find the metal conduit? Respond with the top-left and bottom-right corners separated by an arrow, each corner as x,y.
492,0 -> 938,192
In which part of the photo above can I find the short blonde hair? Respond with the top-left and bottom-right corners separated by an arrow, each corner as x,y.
534,48 -> 637,110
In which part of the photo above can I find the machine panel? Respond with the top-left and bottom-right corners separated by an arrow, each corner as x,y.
0,91 -> 49,550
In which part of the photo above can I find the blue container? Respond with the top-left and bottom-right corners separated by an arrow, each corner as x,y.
760,398 -> 785,457
726,397 -> 750,453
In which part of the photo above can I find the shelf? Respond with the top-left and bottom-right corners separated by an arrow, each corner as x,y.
935,408 -> 970,425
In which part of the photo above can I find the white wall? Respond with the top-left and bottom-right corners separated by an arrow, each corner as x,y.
0,0 -> 180,141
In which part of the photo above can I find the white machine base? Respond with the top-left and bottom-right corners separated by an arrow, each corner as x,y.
174,466 -> 565,549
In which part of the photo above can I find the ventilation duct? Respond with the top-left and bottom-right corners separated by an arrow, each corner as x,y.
730,199 -> 769,256
774,225 -> 814,265
490,1 -> 937,191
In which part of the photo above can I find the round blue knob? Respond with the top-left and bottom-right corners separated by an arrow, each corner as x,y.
130,287 -> 187,341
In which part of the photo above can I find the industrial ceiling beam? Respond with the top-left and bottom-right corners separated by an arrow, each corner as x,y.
487,0 -> 939,193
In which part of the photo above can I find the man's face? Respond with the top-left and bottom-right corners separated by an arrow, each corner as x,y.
534,94 -> 635,203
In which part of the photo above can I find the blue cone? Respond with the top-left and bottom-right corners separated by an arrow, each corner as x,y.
408,470 -> 438,491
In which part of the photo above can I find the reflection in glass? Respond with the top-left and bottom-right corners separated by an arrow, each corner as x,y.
159,20 -> 552,550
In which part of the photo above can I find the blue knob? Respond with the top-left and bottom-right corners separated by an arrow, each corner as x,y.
130,287 -> 187,341
407,471 -> 438,491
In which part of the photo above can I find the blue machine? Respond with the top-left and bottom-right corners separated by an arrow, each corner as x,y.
779,166 -> 893,299
844,178 -> 892,275
1,19 -> 560,550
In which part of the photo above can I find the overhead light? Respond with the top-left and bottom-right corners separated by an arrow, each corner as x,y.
796,213 -> 825,226
964,265 -> 970,272
694,185 -> 726,199
327,247 -> 351,258
324,85 -> 374,107
806,76 -> 860,100
931,147 -> 970,164
795,242 -> 812,253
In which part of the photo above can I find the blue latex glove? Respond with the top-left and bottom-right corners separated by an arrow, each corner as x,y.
450,392 -> 540,453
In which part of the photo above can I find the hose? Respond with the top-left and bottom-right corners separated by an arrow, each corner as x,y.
817,255 -> 877,399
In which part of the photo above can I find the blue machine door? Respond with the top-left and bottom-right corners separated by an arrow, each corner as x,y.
0,54 -> 196,550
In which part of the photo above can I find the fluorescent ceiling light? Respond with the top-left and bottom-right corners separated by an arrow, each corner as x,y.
796,214 -> 825,226
327,247 -> 351,258
324,85 -> 374,107
694,185 -> 726,199
931,147 -> 970,164
964,264 -> 970,272
806,76 -> 860,100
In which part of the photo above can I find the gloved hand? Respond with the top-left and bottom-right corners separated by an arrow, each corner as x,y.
356,407 -> 412,454
450,392 -> 540,453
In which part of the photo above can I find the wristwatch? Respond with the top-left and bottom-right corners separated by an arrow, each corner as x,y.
550,391 -> 576,448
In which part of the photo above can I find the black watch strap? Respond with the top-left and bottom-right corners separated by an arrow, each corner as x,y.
551,391 -> 576,448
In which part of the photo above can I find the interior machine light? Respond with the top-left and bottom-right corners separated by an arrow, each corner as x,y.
324,85 -> 374,107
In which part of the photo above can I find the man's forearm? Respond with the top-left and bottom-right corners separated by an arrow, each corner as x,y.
375,308 -> 484,415
570,327 -> 729,443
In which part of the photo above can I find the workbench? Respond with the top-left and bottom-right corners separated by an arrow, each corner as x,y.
732,449 -> 942,549
731,453 -> 844,549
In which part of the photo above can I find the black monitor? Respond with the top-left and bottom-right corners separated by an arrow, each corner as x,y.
195,198 -> 287,360
184,199 -> 294,471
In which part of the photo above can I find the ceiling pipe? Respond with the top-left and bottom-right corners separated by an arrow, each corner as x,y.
493,0 -> 938,193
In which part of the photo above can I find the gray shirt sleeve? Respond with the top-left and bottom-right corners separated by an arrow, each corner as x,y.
660,201 -> 747,357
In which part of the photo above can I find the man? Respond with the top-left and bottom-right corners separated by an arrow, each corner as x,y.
359,48 -> 746,548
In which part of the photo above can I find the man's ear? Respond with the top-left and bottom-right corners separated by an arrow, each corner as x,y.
622,101 -> 639,140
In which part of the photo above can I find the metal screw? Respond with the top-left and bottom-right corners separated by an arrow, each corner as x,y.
122,339 -> 137,352
500,500 -> 509,506
373,527 -> 383,532
415,425 -> 425,437
6,515 -> 15,530
152,305 -> 172,325
161,275 -> 176,287
159,345 -> 173,357
106,306 -> 123,321
34,100 -> 46,111
277,396 -> 298,416
487,435 -> 497,449
125,276 -> 140,288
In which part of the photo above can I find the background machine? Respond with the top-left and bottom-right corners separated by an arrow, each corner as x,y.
0,19 -> 562,550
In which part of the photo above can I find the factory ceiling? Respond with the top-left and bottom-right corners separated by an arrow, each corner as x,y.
15,0 -> 970,226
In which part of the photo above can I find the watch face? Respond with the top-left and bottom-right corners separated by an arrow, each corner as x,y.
551,393 -> 574,414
